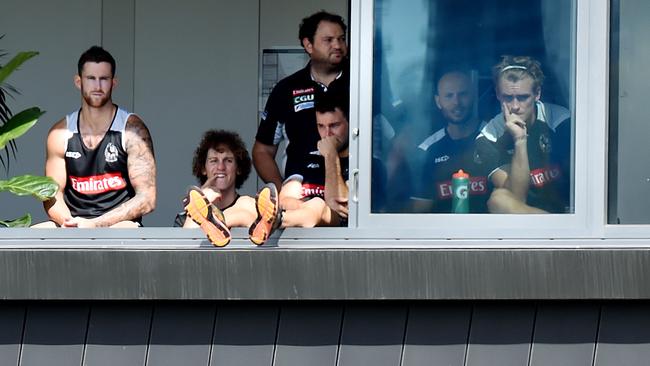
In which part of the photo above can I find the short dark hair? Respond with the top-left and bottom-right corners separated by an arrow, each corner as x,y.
78,46 -> 116,77
298,11 -> 347,46
191,129 -> 252,188
493,55 -> 545,93
315,89 -> 349,119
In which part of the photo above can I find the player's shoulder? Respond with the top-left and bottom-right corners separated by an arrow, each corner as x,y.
46,117 -> 69,138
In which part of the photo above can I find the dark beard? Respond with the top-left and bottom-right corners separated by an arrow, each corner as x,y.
82,90 -> 111,108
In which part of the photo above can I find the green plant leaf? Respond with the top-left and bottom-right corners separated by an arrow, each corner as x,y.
0,107 -> 45,149
0,213 -> 31,228
0,174 -> 58,200
0,51 -> 38,84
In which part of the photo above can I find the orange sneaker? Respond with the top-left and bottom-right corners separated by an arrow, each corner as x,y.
183,186 -> 231,247
249,183 -> 281,245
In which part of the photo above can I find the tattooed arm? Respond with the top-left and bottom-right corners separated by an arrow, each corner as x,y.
86,115 -> 157,227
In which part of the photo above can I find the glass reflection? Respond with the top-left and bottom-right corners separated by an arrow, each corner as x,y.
372,0 -> 574,214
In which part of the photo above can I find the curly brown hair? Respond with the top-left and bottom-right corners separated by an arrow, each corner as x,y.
191,130 -> 251,189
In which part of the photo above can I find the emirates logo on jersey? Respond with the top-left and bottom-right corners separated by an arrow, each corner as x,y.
530,166 -> 561,188
437,177 -> 488,199
70,173 -> 127,195
292,87 -> 314,96
302,183 -> 325,198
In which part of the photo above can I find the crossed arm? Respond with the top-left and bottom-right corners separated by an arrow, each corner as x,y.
252,141 -> 284,191
491,103 -> 531,200
318,136 -> 349,218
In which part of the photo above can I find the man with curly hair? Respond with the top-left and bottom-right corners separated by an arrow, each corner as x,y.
175,130 -> 258,246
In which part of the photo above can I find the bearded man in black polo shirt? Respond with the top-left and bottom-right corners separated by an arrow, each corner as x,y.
252,11 -> 349,202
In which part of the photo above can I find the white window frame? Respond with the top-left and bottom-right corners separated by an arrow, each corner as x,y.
348,0 -> 611,239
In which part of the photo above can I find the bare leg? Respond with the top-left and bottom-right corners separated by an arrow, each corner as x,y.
32,220 -> 140,228
30,221 -> 59,228
282,197 -> 340,228
279,179 -> 304,210
110,221 -> 141,228
487,188 -> 548,214
223,196 -> 256,227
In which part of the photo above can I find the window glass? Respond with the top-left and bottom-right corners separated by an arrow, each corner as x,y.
372,0 -> 574,215
608,0 -> 650,224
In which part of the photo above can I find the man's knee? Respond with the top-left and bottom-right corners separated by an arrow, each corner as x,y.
30,221 -> 59,228
487,188 -> 516,213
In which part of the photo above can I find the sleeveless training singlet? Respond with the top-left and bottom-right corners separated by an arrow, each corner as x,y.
63,106 -> 137,219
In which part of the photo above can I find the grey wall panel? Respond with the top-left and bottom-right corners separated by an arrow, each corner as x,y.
210,304 -> 278,366
0,0 -> 102,224
465,303 -> 535,366
529,304 -> 599,366
20,304 -> 89,366
274,305 -> 343,366
594,303 -> 650,366
102,0 -> 136,112
612,0 -> 650,223
401,304 -> 471,366
337,305 -> 407,366
133,0 -> 260,226
83,303 -> 152,366
146,303 -> 215,366
260,0 -> 348,50
0,305 -> 25,366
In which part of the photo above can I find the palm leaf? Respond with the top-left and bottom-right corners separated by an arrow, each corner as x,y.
0,214 -> 31,228
0,107 -> 44,150
0,174 -> 58,200
0,51 -> 38,85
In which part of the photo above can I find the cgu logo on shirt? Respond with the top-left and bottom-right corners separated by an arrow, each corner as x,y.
437,177 -> 487,199
293,88 -> 315,112
70,172 -> 127,195
530,166 -> 561,188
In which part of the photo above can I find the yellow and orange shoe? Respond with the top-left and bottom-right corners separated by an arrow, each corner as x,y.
183,186 -> 231,247
249,183 -> 281,245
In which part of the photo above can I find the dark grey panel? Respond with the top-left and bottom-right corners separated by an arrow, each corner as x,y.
210,304 -> 278,366
274,305 -> 343,366
465,303 -> 535,366
20,304 -> 89,366
83,304 -> 152,366
2,248 -> 650,300
0,304 -> 25,366
402,304 -> 471,366
338,304 -> 407,366
594,303 -> 650,366
529,304 -> 599,366
101,0 -> 135,112
146,303 -> 215,366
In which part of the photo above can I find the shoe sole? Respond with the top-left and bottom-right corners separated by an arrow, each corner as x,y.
249,185 -> 279,245
184,188 -> 231,247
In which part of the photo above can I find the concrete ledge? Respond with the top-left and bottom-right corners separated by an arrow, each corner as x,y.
1,242 -> 649,300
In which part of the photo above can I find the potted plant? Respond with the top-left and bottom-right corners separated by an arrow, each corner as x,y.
0,39 -> 58,227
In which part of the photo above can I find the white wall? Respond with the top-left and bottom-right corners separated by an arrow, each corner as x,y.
0,0 -> 346,227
